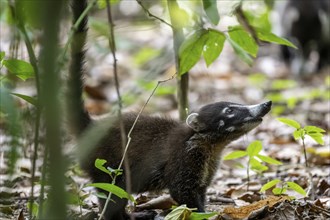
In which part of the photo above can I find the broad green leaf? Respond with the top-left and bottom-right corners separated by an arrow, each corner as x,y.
202,0 -> 220,25
0,51 -> 4,61
88,183 -> 135,202
179,30 -> 208,75
304,126 -> 325,133
249,158 -> 268,172
277,118 -> 301,129
11,93 -> 38,106
257,155 -> 282,165
203,29 -> 225,66
94,159 -> 112,176
256,28 -> 297,49
272,187 -> 286,195
307,133 -> 324,145
228,26 -> 258,57
260,179 -> 281,192
2,59 -> 34,81
223,150 -> 247,160
226,36 -> 253,66
190,211 -> 218,220
286,181 -> 307,196
165,205 -> 193,220
243,8 -> 271,32
247,140 -> 262,156
293,129 -> 304,140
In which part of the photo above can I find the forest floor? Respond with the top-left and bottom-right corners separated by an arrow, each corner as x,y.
1,8 -> 330,220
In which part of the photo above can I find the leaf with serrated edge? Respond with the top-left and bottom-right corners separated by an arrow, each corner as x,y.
2,59 -> 35,81
257,155 -> 282,165
247,140 -> 262,156
277,118 -> 301,129
260,179 -> 281,192
286,181 -> 307,196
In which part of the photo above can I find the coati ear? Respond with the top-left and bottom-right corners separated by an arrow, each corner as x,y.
186,113 -> 202,132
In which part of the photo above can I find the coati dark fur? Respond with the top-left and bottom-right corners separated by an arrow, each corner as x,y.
68,1 -> 272,220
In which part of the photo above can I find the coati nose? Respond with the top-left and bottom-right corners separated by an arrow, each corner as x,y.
263,101 -> 272,109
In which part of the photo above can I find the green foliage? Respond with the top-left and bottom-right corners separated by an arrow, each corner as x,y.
88,183 -> 135,202
1,54 -> 35,81
165,205 -> 217,220
228,26 -> 258,58
223,141 -> 282,183
27,201 -> 39,218
202,0 -> 220,25
260,179 -> 307,197
91,159 -> 134,202
277,118 -> 325,145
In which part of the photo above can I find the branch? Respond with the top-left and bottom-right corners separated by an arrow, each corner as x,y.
136,0 -> 172,27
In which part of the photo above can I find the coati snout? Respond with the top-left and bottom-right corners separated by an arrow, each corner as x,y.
186,101 -> 272,140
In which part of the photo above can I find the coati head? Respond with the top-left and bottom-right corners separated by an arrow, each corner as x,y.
186,101 -> 272,141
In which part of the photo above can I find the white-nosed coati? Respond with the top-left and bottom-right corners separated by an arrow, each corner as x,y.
68,1 -> 272,220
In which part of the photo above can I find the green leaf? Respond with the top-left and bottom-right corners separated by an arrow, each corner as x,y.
304,126 -> 325,133
260,179 -> 281,192
11,93 -> 38,106
257,155 -> 282,165
272,187 -> 286,195
277,118 -> 301,129
255,28 -> 297,49
226,36 -> 253,66
286,181 -> 307,196
307,132 -> 324,145
293,129 -> 304,140
94,159 -> 112,176
165,205 -> 193,220
223,150 -> 247,160
250,158 -> 268,172
2,59 -> 34,81
247,140 -> 262,156
202,0 -> 220,25
0,51 -> 5,61
190,211 -> 218,220
88,183 -> 135,202
228,26 -> 258,57
179,29 -> 208,75
203,29 -> 225,66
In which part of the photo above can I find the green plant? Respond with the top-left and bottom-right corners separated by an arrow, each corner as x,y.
165,205 -> 217,220
223,140 -> 282,190
260,179 -> 307,197
277,118 -> 325,168
87,159 -> 135,203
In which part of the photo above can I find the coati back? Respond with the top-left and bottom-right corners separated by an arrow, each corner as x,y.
68,1 -> 272,220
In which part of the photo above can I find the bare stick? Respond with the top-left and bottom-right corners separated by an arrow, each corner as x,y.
136,0 -> 172,27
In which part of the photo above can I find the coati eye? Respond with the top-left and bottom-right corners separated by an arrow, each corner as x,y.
223,107 -> 233,114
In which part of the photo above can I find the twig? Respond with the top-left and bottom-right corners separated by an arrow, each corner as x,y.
136,0 -> 172,27
234,3 -> 260,45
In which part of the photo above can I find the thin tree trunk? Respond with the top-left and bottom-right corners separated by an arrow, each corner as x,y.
167,0 -> 189,121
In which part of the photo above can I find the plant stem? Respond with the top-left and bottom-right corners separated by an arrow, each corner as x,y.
167,0 -> 189,121
247,158 -> 250,191
301,136 -> 308,168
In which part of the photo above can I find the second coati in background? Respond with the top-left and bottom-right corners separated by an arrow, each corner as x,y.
68,1 -> 272,219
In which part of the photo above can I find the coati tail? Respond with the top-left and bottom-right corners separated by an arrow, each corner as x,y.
68,0 -> 91,135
